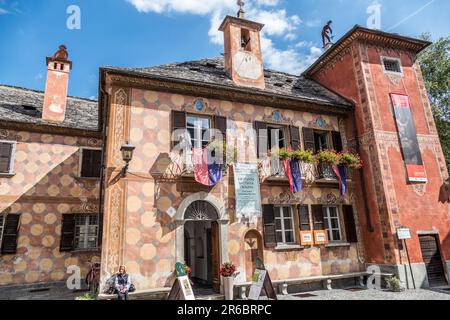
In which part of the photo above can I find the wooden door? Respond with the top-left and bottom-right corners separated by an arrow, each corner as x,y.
419,235 -> 447,287
211,221 -> 220,292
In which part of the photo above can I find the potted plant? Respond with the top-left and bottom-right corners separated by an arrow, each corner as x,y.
291,149 -> 315,163
316,150 -> 340,179
220,262 -> 239,300
339,152 -> 363,169
276,148 -> 292,161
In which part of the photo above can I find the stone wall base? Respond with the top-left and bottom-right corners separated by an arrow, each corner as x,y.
366,263 -> 429,289
0,281 -> 88,300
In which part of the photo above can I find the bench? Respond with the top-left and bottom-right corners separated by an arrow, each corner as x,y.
235,272 -> 394,299
97,288 -> 171,300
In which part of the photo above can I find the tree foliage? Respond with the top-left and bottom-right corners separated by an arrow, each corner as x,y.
418,33 -> 450,171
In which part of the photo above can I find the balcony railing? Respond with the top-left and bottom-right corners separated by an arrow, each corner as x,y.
264,159 -> 353,183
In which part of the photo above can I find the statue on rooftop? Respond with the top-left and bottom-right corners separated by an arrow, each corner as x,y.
237,0 -> 245,18
51,45 -> 69,61
322,20 -> 333,48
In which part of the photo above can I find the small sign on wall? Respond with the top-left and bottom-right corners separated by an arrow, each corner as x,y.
313,230 -> 329,245
397,228 -> 412,240
300,231 -> 314,246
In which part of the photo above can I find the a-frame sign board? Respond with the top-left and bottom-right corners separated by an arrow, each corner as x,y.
248,258 -> 277,300
167,263 -> 195,300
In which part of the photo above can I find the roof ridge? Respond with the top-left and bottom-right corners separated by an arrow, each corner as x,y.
0,84 -> 97,102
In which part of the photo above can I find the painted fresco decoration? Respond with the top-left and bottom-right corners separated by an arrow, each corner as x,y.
262,110 -> 293,125
308,116 -> 334,131
195,98 -> 205,111
390,94 -> 427,183
182,97 -> 220,116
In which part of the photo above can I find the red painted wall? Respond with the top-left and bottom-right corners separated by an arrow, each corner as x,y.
311,42 -> 449,267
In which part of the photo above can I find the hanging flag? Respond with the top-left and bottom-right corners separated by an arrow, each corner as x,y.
193,148 -> 222,187
290,158 -> 303,193
332,164 -> 347,196
282,159 -> 294,193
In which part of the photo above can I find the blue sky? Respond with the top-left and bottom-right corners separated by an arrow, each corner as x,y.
0,0 -> 448,99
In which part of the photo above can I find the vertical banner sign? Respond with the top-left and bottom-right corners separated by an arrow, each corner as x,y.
233,163 -> 262,221
391,94 -> 427,183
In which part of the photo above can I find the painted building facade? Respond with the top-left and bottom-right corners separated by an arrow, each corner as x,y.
0,12 -> 448,297
0,52 -> 103,289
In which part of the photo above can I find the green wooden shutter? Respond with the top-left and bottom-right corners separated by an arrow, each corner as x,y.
312,205 -> 325,230
0,143 -> 13,174
298,205 -> 311,231
302,128 -> 315,152
343,205 -> 358,243
60,214 -> 76,252
1,214 -> 21,254
255,122 -> 268,158
332,131 -> 343,152
262,205 -> 276,248
289,126 -> 301,150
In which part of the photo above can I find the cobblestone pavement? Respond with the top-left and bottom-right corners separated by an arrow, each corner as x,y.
275,288 -> 450,300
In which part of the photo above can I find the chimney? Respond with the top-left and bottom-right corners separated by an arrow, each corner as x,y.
219,12 -> 265,90
42,45 -> 72,123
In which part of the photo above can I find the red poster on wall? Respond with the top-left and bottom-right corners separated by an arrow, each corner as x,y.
391,94 -> 427,183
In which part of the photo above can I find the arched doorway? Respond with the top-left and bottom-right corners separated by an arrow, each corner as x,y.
184,200 -> 220,292
244,230 -> 264,282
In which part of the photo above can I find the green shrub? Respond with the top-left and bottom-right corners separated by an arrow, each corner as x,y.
75,293 -> 97,300
386,276 -> 403,292
276,148 -> 292,161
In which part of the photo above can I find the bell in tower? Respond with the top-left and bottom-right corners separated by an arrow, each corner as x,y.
219,1 -> 266,90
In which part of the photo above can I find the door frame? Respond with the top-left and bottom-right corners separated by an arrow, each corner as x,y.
175,193 -> 229,287
418,233 -> 448,286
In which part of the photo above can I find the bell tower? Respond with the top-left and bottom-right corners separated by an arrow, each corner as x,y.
219,4 -> 265,90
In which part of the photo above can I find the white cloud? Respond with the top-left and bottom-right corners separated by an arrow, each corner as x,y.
0,7 -> 8,14
127,0 -> 321,74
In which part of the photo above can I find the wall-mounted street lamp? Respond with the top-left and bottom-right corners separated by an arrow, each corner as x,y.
120,142 -> 135,177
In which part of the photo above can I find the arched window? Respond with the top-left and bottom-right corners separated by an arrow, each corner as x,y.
184,201 -> 219,221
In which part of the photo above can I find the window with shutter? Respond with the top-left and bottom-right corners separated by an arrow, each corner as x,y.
60,214 -> 76,252
312,205 -> 324,230
289,126 -> 301,150
262,205 -> 276,248
255,122 -> 268,158
1,214 -> 21,254
343,205 -> 358,243
302,128 -> 315,152
0,142 -> 14,174
332,131 -> 343,153
298,205 -> 311,231
80,149 -> 102,178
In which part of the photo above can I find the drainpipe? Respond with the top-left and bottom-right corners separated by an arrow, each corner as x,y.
97,71 -> 110,247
